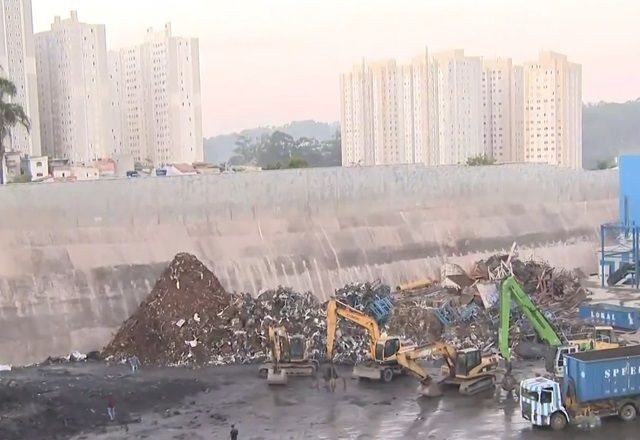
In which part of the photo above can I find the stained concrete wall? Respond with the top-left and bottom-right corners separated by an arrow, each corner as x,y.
0,164 -> 618,365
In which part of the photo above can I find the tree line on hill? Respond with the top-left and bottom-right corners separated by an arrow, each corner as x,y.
226,130 -> 341,169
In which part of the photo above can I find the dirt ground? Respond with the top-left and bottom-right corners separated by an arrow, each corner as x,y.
1,361 -> 639,440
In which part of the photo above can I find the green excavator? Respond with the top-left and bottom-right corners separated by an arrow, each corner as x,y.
498,276 -> 621,390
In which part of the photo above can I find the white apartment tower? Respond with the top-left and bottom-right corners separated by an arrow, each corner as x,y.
340,52 -> 437,166
340,61 -> 372,166
109,24 -> 203,166
481,58 -> 524,162
108,46 -> 148,162
0,0 -> 41,155
432,50 -> 484,165
402,51 -> 439,165
523,51 -> 582,168
35,11 -> 111,163
340,49 -> 581,168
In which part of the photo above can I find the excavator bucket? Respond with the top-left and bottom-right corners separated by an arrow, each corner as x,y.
500,373 -> 517,392
500,361 -> 517,392
418,379 -> 443,397
266,368 -> 287,385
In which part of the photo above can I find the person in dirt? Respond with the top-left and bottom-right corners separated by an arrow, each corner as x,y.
230,424 -> 238,440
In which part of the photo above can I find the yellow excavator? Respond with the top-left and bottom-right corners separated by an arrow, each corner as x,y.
326,298 -> 414,382
325,299 -> 500,395
395,341 -> 501,396
259,326 -> 318,385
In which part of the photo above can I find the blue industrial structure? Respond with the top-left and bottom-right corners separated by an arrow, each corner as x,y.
600,156 -> 640,288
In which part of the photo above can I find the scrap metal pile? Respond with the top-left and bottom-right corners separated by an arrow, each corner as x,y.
103,252 -> 590,366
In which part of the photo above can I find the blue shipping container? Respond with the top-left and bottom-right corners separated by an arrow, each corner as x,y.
578,303 -> 640,330
564,346 -> 640,403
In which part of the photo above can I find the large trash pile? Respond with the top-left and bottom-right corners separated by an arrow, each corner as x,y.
103,251 -> 590,366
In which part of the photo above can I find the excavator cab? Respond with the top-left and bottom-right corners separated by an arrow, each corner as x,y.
455,348 -> 482,377
374,337 -> 402,363
288,335 -> 306,362
594,326 -> 617,344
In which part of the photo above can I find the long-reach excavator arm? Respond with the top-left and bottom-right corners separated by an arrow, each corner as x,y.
498,275 -> 563,361
326,299 -> 381,361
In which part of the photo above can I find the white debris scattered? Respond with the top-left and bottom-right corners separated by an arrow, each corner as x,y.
193,313 -> 200,323
185,338 -> 198,348
70,351 -> 87,362
176,319 -> 186,328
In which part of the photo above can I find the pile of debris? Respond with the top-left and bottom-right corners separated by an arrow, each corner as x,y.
103,254 -> 372,365
103,251 -> 591,367
103,253 -> 242,365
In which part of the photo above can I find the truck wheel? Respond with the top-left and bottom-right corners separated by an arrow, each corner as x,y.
550,412 -> 567,430
619,404 -> 637,422
382,368 -> 394,383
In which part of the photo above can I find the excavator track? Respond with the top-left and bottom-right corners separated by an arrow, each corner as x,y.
458,375 -> 496,396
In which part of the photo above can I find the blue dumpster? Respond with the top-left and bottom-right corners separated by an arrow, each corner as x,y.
578,303 -> 640,330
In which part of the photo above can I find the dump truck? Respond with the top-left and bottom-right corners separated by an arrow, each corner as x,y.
520,345 -> 640,430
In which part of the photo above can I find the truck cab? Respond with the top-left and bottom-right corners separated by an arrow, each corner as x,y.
520,377 -> 568,429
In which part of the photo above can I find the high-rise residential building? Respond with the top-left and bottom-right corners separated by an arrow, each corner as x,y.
340,52 -> 438,167
108,46 -> 148,162
35,11 -> 112,164
0,0 -> 41,155
511,66 -> 525,162
523,51 -> 582,168
340,49 -> 581,169
432,50 -> 484,165
340,61 -> 371,166
109,24 -> 203,166
402,51 -> 439,165
482,58 -> 524,163
106,52 -> 124,157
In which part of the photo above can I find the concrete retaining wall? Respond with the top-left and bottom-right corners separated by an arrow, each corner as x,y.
0,164 -> 618,365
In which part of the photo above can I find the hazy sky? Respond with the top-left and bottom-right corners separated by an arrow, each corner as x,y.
32,0 -> 640,136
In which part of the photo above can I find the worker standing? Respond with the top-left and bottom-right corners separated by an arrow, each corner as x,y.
230,424 -> 239,440
106,395 -> 116,421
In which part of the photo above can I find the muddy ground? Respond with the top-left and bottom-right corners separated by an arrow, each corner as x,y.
1,361 -> 638,440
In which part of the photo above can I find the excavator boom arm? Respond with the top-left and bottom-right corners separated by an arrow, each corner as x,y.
499,276 -> 563,360
326,299 -> 381,361
395,342 -> 458,383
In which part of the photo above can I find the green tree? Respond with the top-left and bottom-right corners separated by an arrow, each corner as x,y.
596,158 -> 616,170
231,134 -> 257,165
0,76 -> 30,157
466,154 -> 496,166
257,131 -> 296,166
287,155 -> 308,168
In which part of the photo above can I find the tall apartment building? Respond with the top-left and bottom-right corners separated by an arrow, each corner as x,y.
523,51 -> 582,168
106,53 -> 124,157
482,58 -> 524,162
340,61 -> 371,166
109,24 -> 203,166
432,50 -> 484,165
340,52 -> 437,166
401,51 -> 439,165
0,0 -> 41,155
108,46 -> 148,162
35,11 -> 111,164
